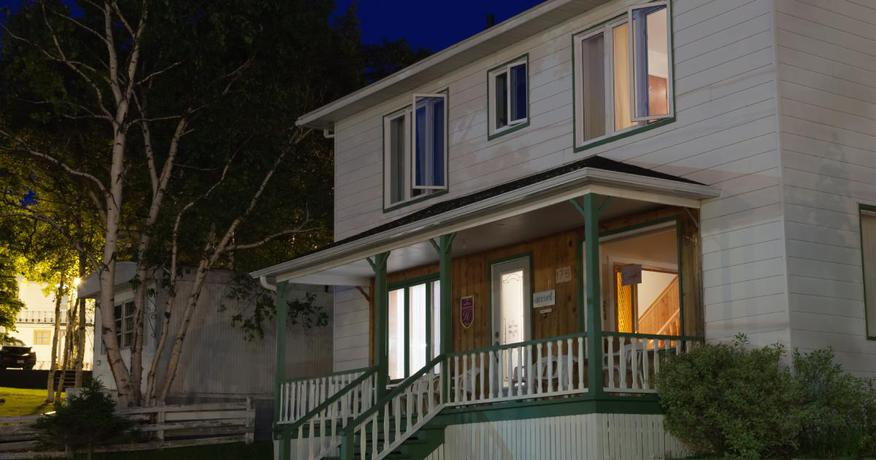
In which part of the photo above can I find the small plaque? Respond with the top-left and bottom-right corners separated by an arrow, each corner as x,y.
460,296 -> 474,329
621,264 -> 643,285
533,289 -> 556,309
556,266 -> 572,283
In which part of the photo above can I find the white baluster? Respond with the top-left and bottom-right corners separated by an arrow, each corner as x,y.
567,339 -> 573,392
632,337 -> 640,390
308,419 -> 316,458
371,413 -> 378,458
462,354 -> 469,403
297,425 -> 304,459
488,351 -> 495,399
546,341 -> 553,394
394,397 -> 401,445
607,336 -> 615,390
454,355 -> 460,403
642,338 -> 651,390
506,348 -> 513,397
620,336 -> 627,390
577,337 -> 584,391
527,345 -> 533,396
516,346 -> 524,396
384,404 -> 390,452
536,343 -> 543,395
429,368 -> 435,413
479,352 -> 486,401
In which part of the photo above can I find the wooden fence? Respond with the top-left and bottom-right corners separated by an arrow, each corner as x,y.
0,399 -> 255,459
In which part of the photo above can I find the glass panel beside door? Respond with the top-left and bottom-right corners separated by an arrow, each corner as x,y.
387,279 -> 441,381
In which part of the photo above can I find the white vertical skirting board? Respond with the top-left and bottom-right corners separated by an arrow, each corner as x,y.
424,413 -> 689,460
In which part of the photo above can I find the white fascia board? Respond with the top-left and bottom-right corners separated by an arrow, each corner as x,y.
252,168 -> 719,282
295,0 -> 591,129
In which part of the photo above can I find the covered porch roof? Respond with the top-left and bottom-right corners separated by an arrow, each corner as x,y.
250,156 -> 719,286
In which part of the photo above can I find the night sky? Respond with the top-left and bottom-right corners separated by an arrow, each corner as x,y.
0,0 -> 545,52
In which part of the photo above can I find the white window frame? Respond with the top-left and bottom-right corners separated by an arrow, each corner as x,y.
573,1 -> 674,149
411,93 -> 448,191
488,57 -> 528,136
629,1 -> 673,122
383,107 -> 413,208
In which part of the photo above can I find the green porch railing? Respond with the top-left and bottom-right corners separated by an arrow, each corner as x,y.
277,367 -> 377,460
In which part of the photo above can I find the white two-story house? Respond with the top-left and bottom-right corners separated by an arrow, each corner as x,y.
252,0 -> 876,458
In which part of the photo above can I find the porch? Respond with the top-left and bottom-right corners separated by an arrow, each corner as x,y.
252,157 -> 719,460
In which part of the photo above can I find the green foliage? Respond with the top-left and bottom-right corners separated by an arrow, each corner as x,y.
658,337 -> 876,459
34,379 -> 135,458
656,335 -> 800,458
0,247 -> 24,341
792,348 -> 876,458
221,274 -> 329,341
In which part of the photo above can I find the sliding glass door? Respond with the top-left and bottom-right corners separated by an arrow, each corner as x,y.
387,278 -> 441,381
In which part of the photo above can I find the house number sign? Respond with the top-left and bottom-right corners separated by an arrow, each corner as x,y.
460,296 -> 474,329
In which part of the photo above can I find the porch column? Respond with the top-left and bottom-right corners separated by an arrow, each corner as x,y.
430,233 -> 455,401
571,194 -> 604,397
368,252 -> 391,402
273,280 -> 290,460
583,194 -> 604,397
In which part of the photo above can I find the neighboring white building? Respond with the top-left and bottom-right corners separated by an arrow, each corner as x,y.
78,262 -> 333,402
6,278 -> 93,371
251,0 -> 876,458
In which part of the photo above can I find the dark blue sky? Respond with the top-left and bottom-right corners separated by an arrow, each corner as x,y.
334,0 -> 544,51
0,0 -> 545,52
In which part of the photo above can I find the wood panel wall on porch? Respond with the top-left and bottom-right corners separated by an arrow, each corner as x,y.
368,206 -> 703,362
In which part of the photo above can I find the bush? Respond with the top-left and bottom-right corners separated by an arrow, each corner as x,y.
656,335 -> 800,458
34,379 -> 135,459
792,348 -> 876,458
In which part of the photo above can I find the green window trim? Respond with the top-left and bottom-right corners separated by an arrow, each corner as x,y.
570,0 -> 677,153
487,54 -> 531,141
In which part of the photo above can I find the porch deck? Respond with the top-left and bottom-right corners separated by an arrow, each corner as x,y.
276,331 -> 700,459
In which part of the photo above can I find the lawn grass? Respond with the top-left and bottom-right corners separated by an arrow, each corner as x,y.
82,442 -> 273,459
0,386 -> 55,417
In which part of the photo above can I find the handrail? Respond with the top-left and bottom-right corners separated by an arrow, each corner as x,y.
283,366 -> 371,385
282,367 -> 378,432
348,354 -> 445,431
602,331 -> 704,341
447,331 -> 588,357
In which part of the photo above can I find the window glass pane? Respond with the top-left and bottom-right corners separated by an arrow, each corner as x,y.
413,96 -> 446,189
613,22 -> 634,131
495,72 -> 508,129
408,284 -> 427,373
862,211 -> 876,336
388,289 -> 405,380
510,64 -> 527,122
580,34 -> 606,141
389,115 -> 407,204
632,5 -> 670,118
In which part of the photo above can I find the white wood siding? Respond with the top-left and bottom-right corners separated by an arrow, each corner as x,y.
332,286 -> 370,372
333,0 -> 789,347
774,0 -> 876,378
424,413 -> 689,460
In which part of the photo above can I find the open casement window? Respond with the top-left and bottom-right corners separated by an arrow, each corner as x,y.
412,94 -> 448,191
488,57 -> 528,136
629,2 -> 672,121
384,108 -> 412,207
574,1 -> 673,147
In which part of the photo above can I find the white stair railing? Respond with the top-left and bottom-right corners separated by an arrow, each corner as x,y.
277,368 -> 367,424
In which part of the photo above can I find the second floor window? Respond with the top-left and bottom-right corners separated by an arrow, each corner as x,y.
574,1 -> 673,148
113,301 -> 134,349
488,56 -> 528,137
384,93 -> 448,209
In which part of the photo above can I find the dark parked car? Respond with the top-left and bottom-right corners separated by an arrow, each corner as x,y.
0,346 -> 36,370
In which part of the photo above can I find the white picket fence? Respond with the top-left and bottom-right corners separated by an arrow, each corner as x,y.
0,399 -> 255,459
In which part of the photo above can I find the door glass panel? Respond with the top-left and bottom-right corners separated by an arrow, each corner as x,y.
388,289 -> 405,380
499,270 -> 525,346
408,284 -> 427,373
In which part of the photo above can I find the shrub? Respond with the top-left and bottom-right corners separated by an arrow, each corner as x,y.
792,348 -> 876,458
656,335 -> 800,458
34,379 -> 135,459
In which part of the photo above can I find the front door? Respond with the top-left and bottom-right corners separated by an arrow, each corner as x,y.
490,256 -> 531,385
